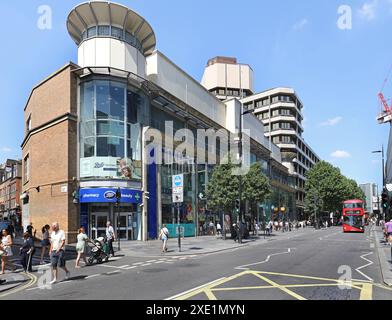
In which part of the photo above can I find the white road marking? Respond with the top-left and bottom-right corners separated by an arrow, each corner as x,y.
141,263 -> 152,267
133,262 -> 144,265
107,270 -> 121,275
146,260 -> 157,263
355,252 -> 374,282
235,248 -> 293,270
86,274 -> 100,279
165,277 -> 226,301
124,266 -> 138,270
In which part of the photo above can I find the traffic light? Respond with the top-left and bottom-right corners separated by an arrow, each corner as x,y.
381,190 -> 388,210
235,199 -> 240,213
116,188 -> 122,202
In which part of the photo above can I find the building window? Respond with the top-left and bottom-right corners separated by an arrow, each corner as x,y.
24,155 -> 30,184
111,27 -> 123,40
98,25 -> 110,36
87,27 -> 97,38
26,115 -> 31,134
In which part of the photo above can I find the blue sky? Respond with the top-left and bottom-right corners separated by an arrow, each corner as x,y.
0,0 -> 390,189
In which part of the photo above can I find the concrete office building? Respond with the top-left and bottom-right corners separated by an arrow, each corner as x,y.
202,58 -> 320,219
21,1 -> 295,243
359,183 -> 379,214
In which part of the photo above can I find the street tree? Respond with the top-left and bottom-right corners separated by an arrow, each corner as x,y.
206,161 -> 240,214
242,162 -> 271,218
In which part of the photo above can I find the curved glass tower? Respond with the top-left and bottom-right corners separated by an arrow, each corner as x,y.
67,1 -> 156,240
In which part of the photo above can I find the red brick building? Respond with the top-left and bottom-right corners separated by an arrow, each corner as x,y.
0,159 -> 22,230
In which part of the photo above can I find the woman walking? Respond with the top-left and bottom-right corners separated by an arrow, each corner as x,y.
159,225 -> 169,253
75,227 -> 88,268
0,229 -> 14,274
40,225 -> 50,264
20,232 -> 34,273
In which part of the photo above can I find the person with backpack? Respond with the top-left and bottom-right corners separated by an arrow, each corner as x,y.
159,225 -> 169,253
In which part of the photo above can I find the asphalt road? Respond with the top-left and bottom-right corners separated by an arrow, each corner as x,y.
1,227 -> 391,300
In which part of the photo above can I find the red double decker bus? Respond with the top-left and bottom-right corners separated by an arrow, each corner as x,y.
342,200 -> 365,233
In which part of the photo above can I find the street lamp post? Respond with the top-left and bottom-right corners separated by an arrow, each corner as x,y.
116,188 -> 121,252
373,146 -> 386,220
238,102 -> 253,244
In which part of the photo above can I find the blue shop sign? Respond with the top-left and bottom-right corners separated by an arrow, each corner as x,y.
79,188 -> 143,204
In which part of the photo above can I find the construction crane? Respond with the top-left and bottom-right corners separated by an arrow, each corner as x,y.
378,65 -> 392,124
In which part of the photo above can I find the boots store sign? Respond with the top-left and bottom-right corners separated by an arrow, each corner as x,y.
79,188 -> 143,204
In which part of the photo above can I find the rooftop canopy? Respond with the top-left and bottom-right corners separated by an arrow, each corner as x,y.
67,1 -> 156,56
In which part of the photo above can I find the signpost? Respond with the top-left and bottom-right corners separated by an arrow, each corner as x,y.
172,174 -> 184,252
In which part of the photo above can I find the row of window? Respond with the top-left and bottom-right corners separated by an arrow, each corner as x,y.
245,95 -> 303,111
81,25 -> 143,52
0,184 -> 17,198
272,135 -> 295,144
0,199 -> 17,211
210,87 -> 251,99
296,140 -> 318,163
257,109 -> 302,122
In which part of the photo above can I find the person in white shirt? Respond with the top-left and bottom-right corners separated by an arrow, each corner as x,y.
49,222 -> 70,284
159,225 -> 169,253
106,221 -> 116,257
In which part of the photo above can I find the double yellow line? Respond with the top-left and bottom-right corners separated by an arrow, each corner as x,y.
0,272 -> 37,299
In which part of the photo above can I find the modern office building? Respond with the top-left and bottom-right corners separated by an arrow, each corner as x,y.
359,183 -> 379,214
0,159 -> 22,228
21,1 -> 296,243
202,59 -> 320,219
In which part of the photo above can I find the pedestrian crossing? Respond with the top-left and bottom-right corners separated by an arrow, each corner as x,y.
97,255 -> 199,271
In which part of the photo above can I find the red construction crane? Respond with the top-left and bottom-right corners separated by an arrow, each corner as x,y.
378,65 -> 392,123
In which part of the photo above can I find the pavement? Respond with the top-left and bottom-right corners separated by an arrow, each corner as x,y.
371,224 -> 392,286
1,226 -> 391,300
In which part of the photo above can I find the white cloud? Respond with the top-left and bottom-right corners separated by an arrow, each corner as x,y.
292,18 -> 309,31
321,116 -> 343,126
359,0 -> 378,20
331,150 -> 352,159
0,147 -> 11,153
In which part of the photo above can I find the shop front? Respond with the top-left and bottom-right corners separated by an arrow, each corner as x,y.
79,188 -> 143,241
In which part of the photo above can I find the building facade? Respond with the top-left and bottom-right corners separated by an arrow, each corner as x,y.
21,1 -> 296,243
359,183 -> 379,214
0,159 -> 22,229
201,59 -> 320,219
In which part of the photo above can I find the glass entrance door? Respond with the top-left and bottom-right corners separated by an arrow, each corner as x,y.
116,213 -> 136,240
91,213 -> 109,240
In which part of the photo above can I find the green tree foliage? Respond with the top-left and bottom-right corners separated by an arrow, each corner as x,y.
206,161 -> 240,213
242,163 -> 271,214
206,162 -> 271,214
304,161 -> 365,215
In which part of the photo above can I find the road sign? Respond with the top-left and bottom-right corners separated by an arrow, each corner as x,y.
173,187 -> 183,194
173,193 -> 184,203
173,174 -> 184,188
172,174 -> 184,203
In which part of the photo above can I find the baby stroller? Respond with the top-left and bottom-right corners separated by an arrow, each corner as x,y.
87,237 -> 109,265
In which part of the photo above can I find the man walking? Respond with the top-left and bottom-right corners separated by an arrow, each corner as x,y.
106,221 -> 116,257
49,222 -> 70,284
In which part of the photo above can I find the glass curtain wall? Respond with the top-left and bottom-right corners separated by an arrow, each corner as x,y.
80,79 -> 149,180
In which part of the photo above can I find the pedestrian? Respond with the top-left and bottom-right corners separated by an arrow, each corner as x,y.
75,227 -> 89,268
49,222 -> 70,284
384,220 -> 392,245
7,224 -> 15,239
105,221 -> 116,257
216,222 -> 222,236
26,223 -> 34,238
0,229 -> 14,274
40,225 -> 51,264
20,232 -> 34,273
159,224 -> 169,253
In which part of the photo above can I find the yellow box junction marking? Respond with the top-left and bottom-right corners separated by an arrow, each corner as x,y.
173,270 -> 376,301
